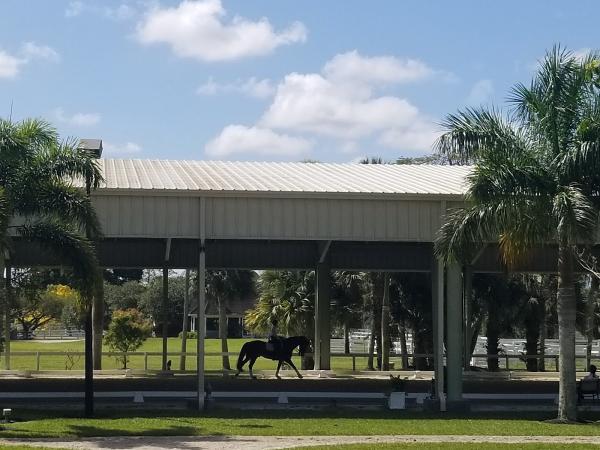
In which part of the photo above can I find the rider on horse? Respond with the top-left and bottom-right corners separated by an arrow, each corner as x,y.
267,318 -> 281,352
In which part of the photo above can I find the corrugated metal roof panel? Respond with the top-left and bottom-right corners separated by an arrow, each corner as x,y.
94,159 -> 471,196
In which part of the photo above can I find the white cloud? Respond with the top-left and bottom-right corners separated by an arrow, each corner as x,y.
197,76 -> 274,99
261,72 -> 427,140
466,79 -> 494,105
105,4 -> 137,21
103,141 -> 143,157
0,50 -> 23,79
205,125 -> 312,157
323,50 -> 433,86
54,108 -> 101,127
65,1 -> 84,17
378,120 -> 440,151
135,0 -> 307,62
258,51 -> 440,152
0,42 -> 60,79
65,1 -> 138,21
21,42 -> 61,63
206,50 -> 444,159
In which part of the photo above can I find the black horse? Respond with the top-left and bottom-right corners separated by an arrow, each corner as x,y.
236,336 -> 311,379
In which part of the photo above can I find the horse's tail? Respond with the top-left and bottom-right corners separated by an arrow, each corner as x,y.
237,343 -> 247,372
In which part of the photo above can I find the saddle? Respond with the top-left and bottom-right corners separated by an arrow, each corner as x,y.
266,337 -> 283,353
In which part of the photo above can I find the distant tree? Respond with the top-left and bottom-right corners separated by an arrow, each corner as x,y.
104,281 -> 147,313
12,283 -> 81,338
396,154 -> 445,165
104,309 -> 152,369
139,274 -> 186,335
103,269 -> 144,285
390,273 -> 434,370
331,271 -> 364,354
245,271 -> 315,337
206,270 -> 256,370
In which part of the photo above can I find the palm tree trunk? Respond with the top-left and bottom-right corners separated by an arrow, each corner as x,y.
586,276 -> 598,371
556,244 -> 577,422
398,320 -> 409,369
4,263 -> 11,370
381,273 -> 390,370
0,257 -> 5,357
161,267 -> 169,371
180,269 -> 190,371
538,297 -> 547,372
218,297 -> 230,370
84,303 -> 94,416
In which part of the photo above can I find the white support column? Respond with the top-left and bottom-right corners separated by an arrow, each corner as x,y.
197,197 -> 206,410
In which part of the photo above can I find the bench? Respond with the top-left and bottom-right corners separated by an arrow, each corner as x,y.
579,378 -> 600,402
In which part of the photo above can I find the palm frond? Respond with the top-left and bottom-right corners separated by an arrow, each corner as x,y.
34,138 -> 103,190
17,221 -> 100,299
552,184 -> 598,245
435,107 -> 528,164
12,181 -> 102,237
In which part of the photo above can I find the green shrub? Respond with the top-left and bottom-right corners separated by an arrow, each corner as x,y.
105,309 -> 152,369
178,331 -> 197,339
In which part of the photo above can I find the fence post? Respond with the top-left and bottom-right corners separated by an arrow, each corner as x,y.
36,352 -> 40,371
352,356 -> 356,372
505,355 -> 509,370
144,352 -> 148,371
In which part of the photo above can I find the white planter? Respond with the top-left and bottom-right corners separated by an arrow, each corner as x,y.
388,391 -> 406,410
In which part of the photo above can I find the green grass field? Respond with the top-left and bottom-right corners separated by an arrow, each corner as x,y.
4,338 -> 377,372
5,338 -> 600,372
1,410 -> 600,439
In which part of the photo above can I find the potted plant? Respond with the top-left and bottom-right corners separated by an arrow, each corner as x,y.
388,374 -> 407,409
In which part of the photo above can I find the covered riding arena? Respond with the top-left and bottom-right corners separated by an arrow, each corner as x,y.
5,159 -> 582,410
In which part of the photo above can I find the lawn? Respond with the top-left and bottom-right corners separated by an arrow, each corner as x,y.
6,338 -> 600,372
6,338 -> 374,372
1,410 -> 600,439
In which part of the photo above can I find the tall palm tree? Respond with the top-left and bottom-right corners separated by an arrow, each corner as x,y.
0,118 -> 102,315
331,271 -> 364,354
206,270 -> 255,370
435,47 -> 600,421
245,270 -> 315,337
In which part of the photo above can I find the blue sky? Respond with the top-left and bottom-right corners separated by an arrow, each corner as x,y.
0,1 -> 597,162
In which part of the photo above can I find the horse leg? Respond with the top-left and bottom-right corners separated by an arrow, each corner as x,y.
249,358 -> 257,379
286,358 -> 303,379
235,356 -> 249,377
275,360 -> 283,378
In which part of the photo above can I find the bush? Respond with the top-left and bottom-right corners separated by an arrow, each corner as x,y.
105,309 -> 152,369
178,331 -> 197,339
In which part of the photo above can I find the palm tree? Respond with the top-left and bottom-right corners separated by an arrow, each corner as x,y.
206,270 -> 255,370
435,47 -> 600,421
0,118 -> 102,415
245,270 -> 315,337
331,271 -> 364,354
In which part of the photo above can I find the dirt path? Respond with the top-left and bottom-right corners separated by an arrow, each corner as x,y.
2,435 -> 600,449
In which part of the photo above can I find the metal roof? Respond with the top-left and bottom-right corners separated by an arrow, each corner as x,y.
96,159 -> 471,196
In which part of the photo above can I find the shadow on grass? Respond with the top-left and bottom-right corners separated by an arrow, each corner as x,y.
8,408 -> 600,422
